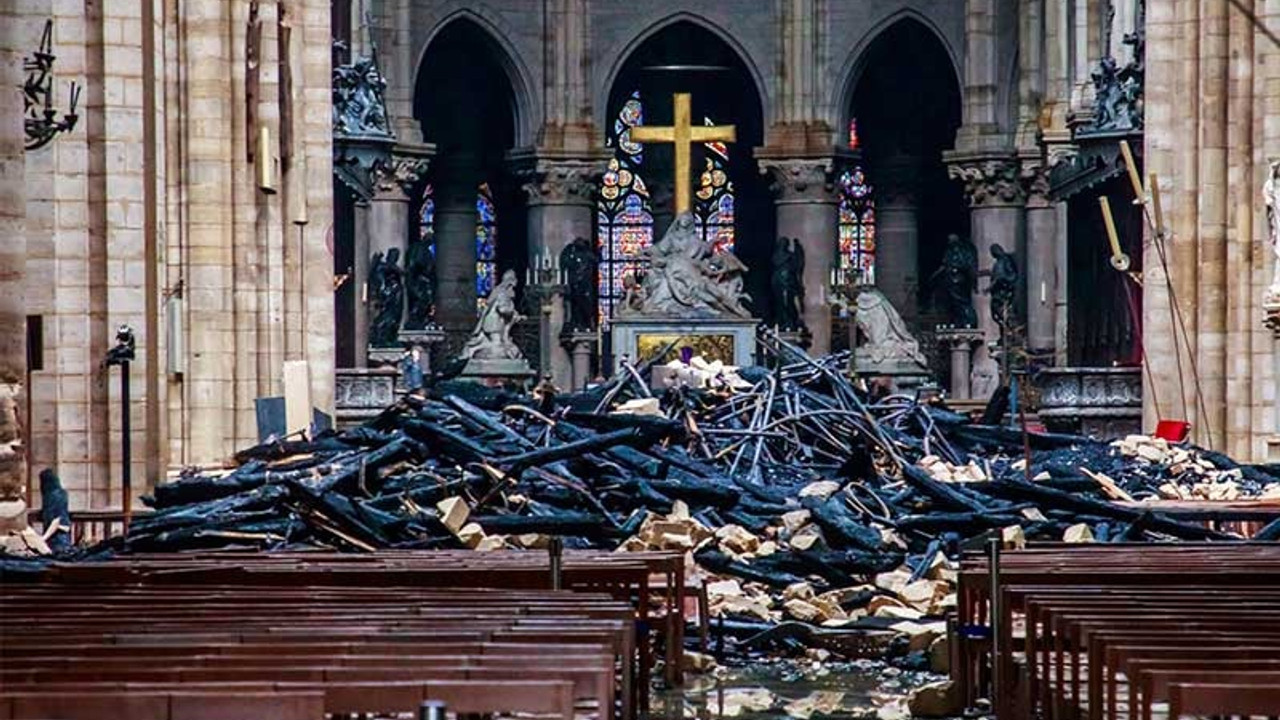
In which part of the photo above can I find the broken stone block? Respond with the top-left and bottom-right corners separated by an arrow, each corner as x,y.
715,523 -> 760,555
907,680 -> 961,718
779,508 -> 811,534
798,480 -> 841,500
1000,525 -> 1026,550
874,604 -> 924,621
682,650 -> 717,673
783,581 -> 816,601
897,579 -> 945,610
788,524 -> 825,551
1063,523 -> 1095,543
928,634 -> 950,674
873,568 -> 913,594
889,619 -> 946,652
435,496 -> 470,534
457,522 -> 486,549
783,598 -> 825,622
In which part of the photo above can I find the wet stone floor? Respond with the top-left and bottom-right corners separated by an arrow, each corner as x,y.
648,659 -> 946,720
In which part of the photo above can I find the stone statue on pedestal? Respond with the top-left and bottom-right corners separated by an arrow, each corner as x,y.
403,235 -> 436,331
1264,160 -> 1280,302
770,236 -> 805,330
368,248 -> 404,347
931,233 -> 978,328
989,244 -> 1018,327
619,212 -> 751,320
560,236 -> 598,331
855,288 -> 928,370
460,269 -> 525,361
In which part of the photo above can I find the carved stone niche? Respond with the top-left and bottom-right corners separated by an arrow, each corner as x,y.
1035,366 -> 1142,439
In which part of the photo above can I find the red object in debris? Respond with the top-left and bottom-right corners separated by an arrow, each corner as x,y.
1154,420 -> 1191,442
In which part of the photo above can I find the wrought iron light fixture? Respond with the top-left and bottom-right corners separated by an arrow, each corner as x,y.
24,19 -> 81,151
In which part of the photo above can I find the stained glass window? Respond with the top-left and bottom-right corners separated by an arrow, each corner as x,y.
694,122 -> 735,254
597,91 -> 653,326
476,182 -> 497,310
838,166 -> 876,283
418,183 -> 435,242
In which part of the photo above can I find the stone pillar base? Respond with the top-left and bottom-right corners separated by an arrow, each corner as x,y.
935,326 -> 985,400
560,330 -> 598,391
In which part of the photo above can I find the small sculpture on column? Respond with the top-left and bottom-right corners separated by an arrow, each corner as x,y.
560,237 -> 598,331
989,244 -> 1019,329
368,248 -> 404,348
1263,160 -> 1280,305
931,233 -> 979,328
403,233 -> 437,331
770,236 -> 806,331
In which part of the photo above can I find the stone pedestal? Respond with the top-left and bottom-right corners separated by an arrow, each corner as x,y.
936,326 -> 985,399
458,358 -> 536,389
334,368 -> 399,428
610,318 -> 759,372
561,330 -> 598,391
759,155 -> 841,355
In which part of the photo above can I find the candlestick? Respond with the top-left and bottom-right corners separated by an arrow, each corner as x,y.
1119,140 -> 1144,203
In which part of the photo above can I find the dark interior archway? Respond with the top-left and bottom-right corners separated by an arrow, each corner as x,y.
602,21 -> 772,321
414,19 -> 525,342
846,18 -> 965,363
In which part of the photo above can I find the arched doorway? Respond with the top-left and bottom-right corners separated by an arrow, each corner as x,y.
843,19 -> 965,347
413,19 -> 526,344
597,21 -> 770,339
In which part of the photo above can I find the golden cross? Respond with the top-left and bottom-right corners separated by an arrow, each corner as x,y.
629,92 -> 736,215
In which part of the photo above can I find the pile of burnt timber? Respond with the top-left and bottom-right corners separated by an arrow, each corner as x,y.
7,336 -> 1279,664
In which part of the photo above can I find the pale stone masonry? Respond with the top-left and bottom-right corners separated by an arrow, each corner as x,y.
10,0 -> 334,511
1144,0 -> 1277,460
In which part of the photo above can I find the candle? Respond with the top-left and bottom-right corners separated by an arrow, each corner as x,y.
1148,172 -> 1165,237
1098,196 -> 1129,271
1119,140 -> 1145,203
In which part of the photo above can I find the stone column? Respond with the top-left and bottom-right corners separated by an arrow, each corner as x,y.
945,151 -> 1026,398
1020,161 -> 1058,357
759,156 -> 839,355
514,154 -> 603,389
0,8 -> 26,503
433,156 -> 482,337
361,154 -> 429,363
872,156 -> 922,324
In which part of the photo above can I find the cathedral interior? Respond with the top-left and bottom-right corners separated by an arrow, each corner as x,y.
5,2 -> 1280,718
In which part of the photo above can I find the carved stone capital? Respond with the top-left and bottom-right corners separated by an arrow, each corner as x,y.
372,155 -> 431,198
1019,162 -> 1053,208
944,152 -> 1026,207
759,157 -> 838,204
511,153 -> 606,207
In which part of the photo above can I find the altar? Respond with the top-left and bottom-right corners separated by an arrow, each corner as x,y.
610,317 -> 758,371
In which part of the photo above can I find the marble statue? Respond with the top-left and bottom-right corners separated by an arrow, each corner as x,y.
854,288 -> 928,369
931,233 -> 978,328
368,248 -> 404,347
560,236 -> 599,331
403,235 -> 436,330
989,244 -> 1018,327
770,236 -> 805,330
460,269 -> 525,361
619,212 -> 751,319
1265,160 -> 1280,301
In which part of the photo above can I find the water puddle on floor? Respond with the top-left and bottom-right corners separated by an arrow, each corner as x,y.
648,658 -> 944,720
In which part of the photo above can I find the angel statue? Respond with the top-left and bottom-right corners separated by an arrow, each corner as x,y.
854,288 -> 928,369
460,269 -> 525,361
